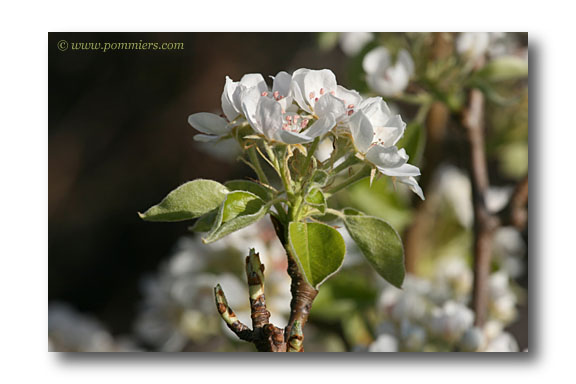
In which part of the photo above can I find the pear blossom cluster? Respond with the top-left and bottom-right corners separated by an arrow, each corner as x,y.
368,258 -> 522,352
188,68 -> 423,199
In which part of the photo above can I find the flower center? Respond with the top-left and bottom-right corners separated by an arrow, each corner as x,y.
282,113 -> 309,132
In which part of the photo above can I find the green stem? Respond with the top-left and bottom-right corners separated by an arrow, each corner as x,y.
332,155 -> 360,174
278,147 -> 294,196
387,92 -> 432,105
248,145 -> 269,185
325,165 -> 371,195
302,137 -> 319,174
248,145 -> 288,222
325,208 -> 345,219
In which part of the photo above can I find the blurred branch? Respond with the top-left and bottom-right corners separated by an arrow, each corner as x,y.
462,87 -> 499,327
404,32 -> 453,274
498,176 -> 529,230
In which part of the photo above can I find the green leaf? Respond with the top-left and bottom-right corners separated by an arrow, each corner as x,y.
305,187 -> 327,214
139,179 -> 229,222
224,180 -> 272,201
202,191 -> 268,244
189,209 -> 218,232
288,222 -> 346,289
312,170 -> 330,187
476,56 -> 528,82
342,208 -> 405,288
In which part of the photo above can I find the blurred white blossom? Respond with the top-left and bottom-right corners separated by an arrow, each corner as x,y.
135,220 -> 291,351
49,302 -> 138,352
363,47 -> 414,96
339,32 -> 373,56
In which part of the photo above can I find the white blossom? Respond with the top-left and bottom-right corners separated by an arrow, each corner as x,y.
369,333 -> 398,352
348,97 -> 423,198
363,47 -> 414,96
339,32 -> 373,56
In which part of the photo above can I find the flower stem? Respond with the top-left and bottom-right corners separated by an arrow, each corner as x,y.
301,137 -> 319,175
247,145 -> 269,185
325,165 -> 371,195
332,154 -> 360,174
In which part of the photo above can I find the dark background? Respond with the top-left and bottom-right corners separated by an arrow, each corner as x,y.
48,32 -> 349,335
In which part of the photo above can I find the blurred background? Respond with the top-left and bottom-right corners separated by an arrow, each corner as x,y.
48,32 -> 528,352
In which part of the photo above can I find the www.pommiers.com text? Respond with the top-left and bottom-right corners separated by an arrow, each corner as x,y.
57,40 -> 184,52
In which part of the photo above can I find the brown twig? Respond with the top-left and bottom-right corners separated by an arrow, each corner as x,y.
498,175 -> 529,230
462,88 -> 500,327
214,249 -> 287,352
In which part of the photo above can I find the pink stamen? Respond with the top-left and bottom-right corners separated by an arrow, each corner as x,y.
314,97 -> 319,102
293,115 -> 300,121
347,110 -> 354,116
320,88 -> 325,95
347,104 -> 355,109
273,91 -> 280,99
300,119 -> 309,128
309,91 -> 315,99
261,91 -> 268,97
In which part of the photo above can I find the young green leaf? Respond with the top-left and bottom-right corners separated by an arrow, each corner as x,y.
288,221 -> 346,289
189,209 -> 218,232
138,179 -> 229,222
202,191 -> 268,244
305,187 -> 327,213
224,180 -> 273,201
342,208 -> 405,288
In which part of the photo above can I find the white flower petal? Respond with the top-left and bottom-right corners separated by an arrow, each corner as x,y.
275,130 -> 313,144
349,111 -> 374,154
365,145 -> 408,169
315,137 -> 334,162
377,162 -> 421,177
221,76 -> 239,120
303,69 -> 337,99
373,114 -> 406,147
359,97 -> 392,126
363,46 -> 390,74
255,97 -> 283,139
188,112 -> 229,135
241,88 -> 263,133
290,80 -> 312,113
314,94 -> 346,119
335,85 -> 363,110
397,176 -> 425,200
272,71 -> 292,96
193,134 -> 220,142
304,114 -> 336,139
339,32 -> 373,56
456,32 -> 490,60
397,49 -> 415,76
239,73 -> 268,93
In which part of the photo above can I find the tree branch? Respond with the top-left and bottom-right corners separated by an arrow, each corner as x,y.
214,284 -> 253,342
270,215 -> 317,351
462,88 -> 499,327
498,176 -> 529,230
214,249 -> 287,352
